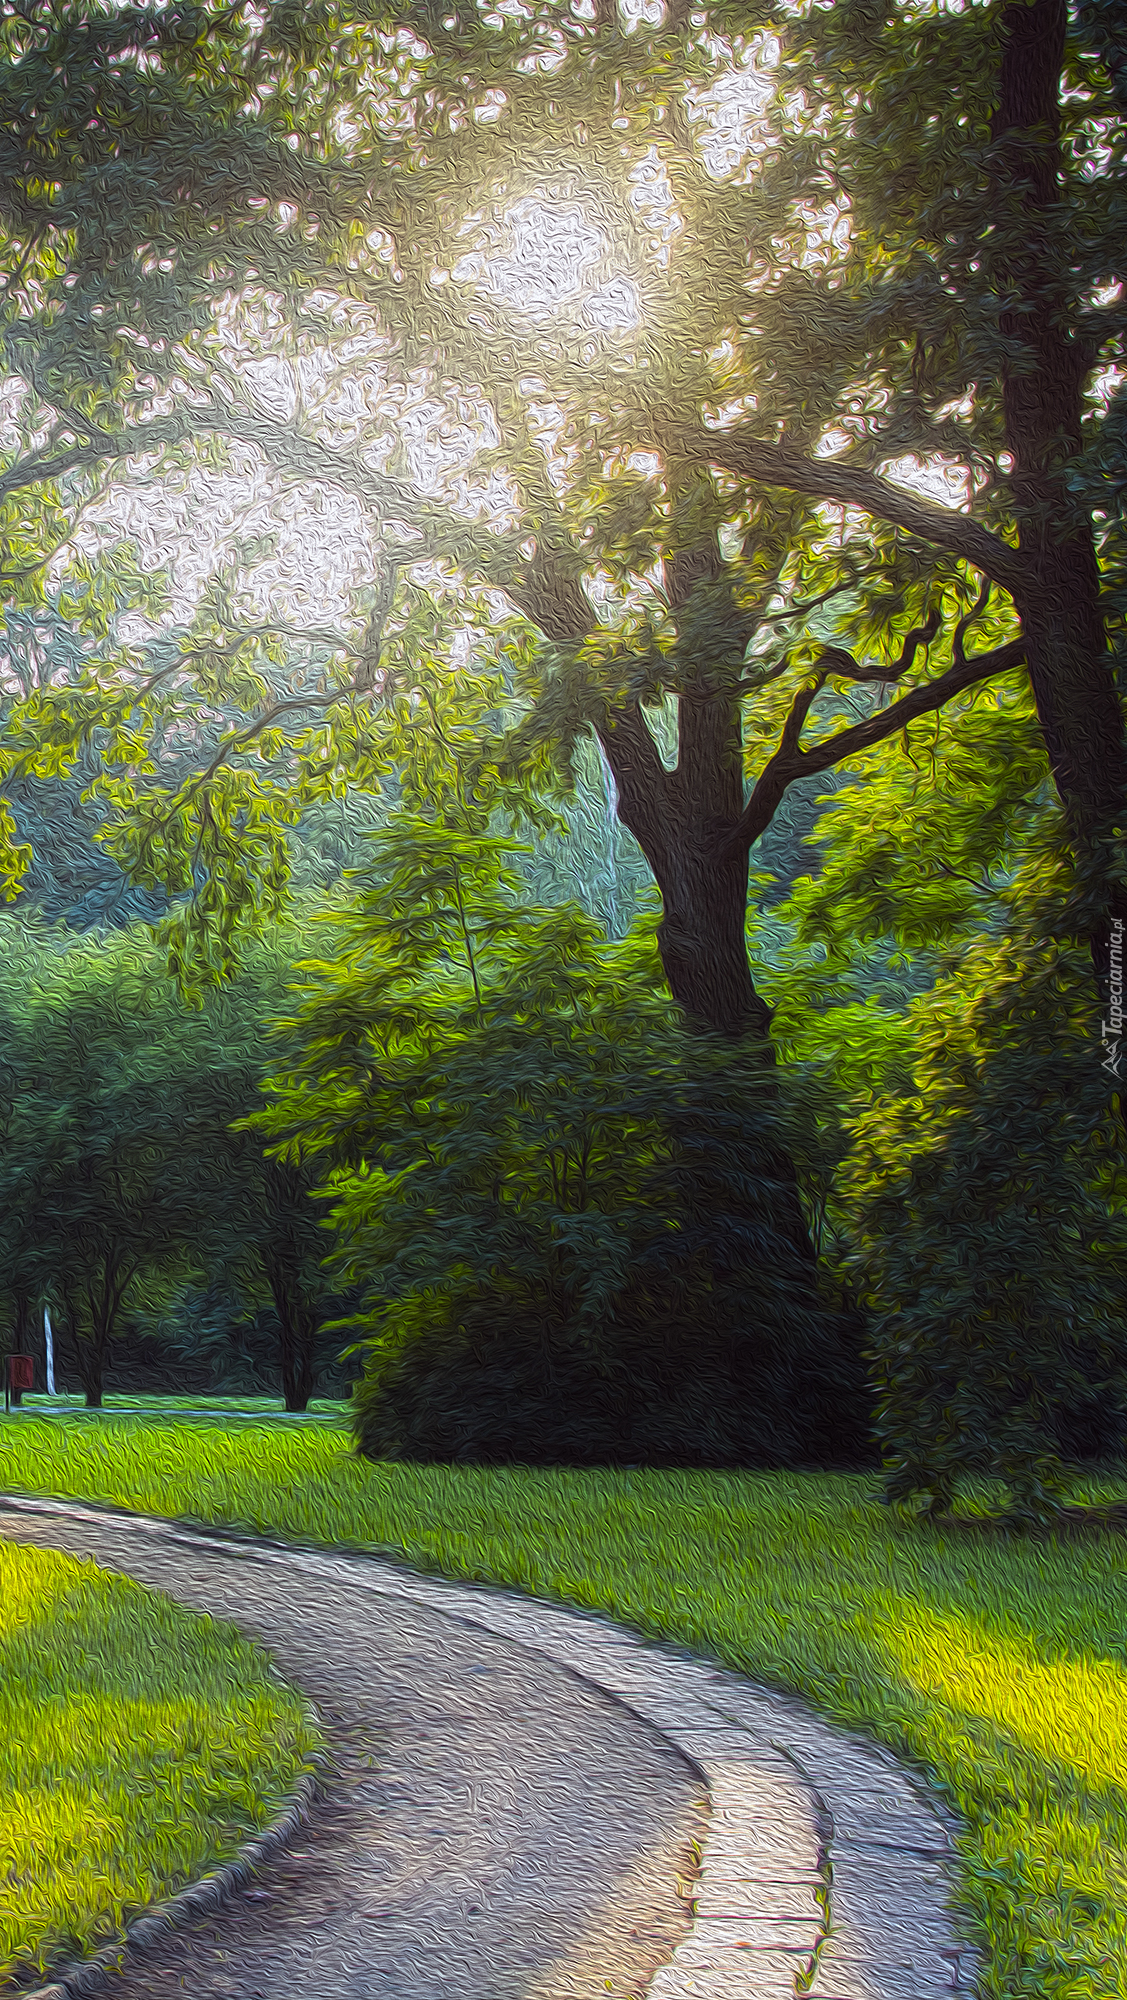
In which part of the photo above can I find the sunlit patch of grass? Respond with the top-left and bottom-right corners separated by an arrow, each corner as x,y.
3,1412 -> 1127,1997
0,1541 -> 320,1990
873,1603 -> 1127,1792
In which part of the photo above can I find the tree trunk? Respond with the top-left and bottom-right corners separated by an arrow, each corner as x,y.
266,1256 -> 317,1413
654,835 -> 774,1043
8,1290 -> 34,1404
992,0 -> 1127,1029
634,789 -> 821,1267
69,1256 -> 132,1409
598,676 -> 824,1266
655,877 -> 818,1267
72,1297 -> 106,1410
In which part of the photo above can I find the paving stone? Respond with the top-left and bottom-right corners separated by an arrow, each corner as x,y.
647,1960 -> 797,2000
701,1689 -> 798,1724
829,1808 -> 954,1858
707,1788 -> 817,1830
701,1836 -> 822,1882
806,1935 -> 965,2000
648,1944 -> 813,1998
687,1914 -> 822,1954
691,1880 -> 824,1920
783,1745 -> 921,1792
824,1915 -> 966,1959
702,1681 -> 820,1720
828,1853 -> 951,1893
697,1864 -> 825,1891
827,1853 -> 959,1932
617,1710 -> 723,1744
674,1734 -> 797,1764
705,1817 -> 819,1862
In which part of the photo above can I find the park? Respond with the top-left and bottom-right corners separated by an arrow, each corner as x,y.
0,0 -> 1125,1993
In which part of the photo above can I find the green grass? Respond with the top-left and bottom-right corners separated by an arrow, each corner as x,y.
3,1409 -> 1127,2000
0,1530 -> 320,1991
14,1393 -> 349,1425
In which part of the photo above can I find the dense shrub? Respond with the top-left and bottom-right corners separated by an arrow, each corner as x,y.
351,1212 -> 878,1471
255,808 -> 878,1468
834,845 -> 1127,1521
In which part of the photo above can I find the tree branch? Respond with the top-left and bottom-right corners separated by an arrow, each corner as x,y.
506,553 -> 593,648
593,702 -> 674,872
928,857 -> 1000,897
1,366 -> 607,655
778,673 -> 828,759
816,607 -> 943,686
952,579 -> 992,665
662,536 -> 724,609
133,684 -> 357,872
0,400 -> 514,586
758,568 -> 871,627
678,424 -> 1030,603
726,636 -> 1028,858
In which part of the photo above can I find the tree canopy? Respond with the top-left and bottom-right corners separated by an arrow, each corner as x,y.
0,0 -> 1120,1054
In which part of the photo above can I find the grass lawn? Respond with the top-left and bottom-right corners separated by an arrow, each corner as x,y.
13,1393 -> 348,1425
0,1526 -> 320,1991
3,1403 -> 1127,2000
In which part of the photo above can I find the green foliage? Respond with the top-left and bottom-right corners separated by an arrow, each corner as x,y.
775,668 -> 1052,965
827,825 -> 1127,1523
0,908 -> 355,1408
0,919 -> 209,1402
0,0 -> 1119,1505
1,0 -> 1101,1022
135,1281 -> 358,1400
253,808 -> 876,1467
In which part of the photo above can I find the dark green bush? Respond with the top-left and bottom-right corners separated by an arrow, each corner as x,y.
352,1288 -> 877,1469
836,867 -> 1127,1521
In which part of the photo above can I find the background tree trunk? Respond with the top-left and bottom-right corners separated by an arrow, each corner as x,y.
71,1286 -> 106,1409
7,1289 -> 35,1403
266,1254 -> 318,1413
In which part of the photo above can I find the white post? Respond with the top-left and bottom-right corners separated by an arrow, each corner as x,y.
44,1305 -> 56,1397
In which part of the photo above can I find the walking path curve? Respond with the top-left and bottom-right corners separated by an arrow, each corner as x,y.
0,1495 -> 980,2000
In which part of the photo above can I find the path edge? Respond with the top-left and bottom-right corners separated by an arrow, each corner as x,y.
16,1706 -> 329,2000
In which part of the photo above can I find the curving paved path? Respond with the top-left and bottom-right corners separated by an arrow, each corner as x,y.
0,1496 -> 981,2000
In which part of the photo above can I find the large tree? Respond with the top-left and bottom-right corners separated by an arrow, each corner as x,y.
0,0 -> 1120,1078
684,0 -> 1127,1037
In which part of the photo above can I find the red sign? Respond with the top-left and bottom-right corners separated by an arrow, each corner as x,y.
7,1355 -> 33,1391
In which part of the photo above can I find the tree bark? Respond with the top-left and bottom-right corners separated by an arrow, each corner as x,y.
991,0 -> 1127,1025
596,656 -> 818,1266
652,831 -> 773,1042
67,1254 -> 135,1409
266,1253 -> 318,1413
72,1283 -> 105,1409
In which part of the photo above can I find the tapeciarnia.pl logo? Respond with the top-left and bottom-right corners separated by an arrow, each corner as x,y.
1102,917 -> 1124,1077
